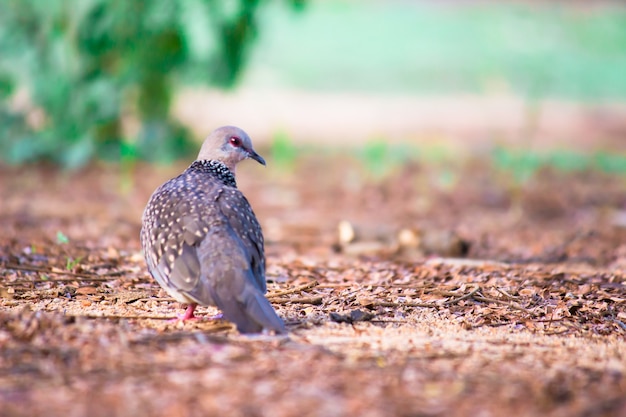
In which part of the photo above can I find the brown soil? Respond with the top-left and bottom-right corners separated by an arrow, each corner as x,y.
1,149 -> 625,416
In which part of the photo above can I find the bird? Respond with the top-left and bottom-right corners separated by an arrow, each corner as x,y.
140,125 -> 286,334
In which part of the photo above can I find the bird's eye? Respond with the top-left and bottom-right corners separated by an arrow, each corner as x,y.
229,136 -> 242,147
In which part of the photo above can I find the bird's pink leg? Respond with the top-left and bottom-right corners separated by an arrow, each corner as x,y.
172,304 -> 223,322
179,304 -> 198,320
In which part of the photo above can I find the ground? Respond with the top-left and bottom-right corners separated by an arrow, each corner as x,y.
0,141 -> 625,416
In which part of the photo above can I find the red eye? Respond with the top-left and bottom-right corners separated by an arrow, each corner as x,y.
229,136 -> 242,147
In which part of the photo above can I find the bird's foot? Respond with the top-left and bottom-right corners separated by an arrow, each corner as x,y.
170,305 -> 223,322
167,304 -> 199,322
179,312 -> 223,321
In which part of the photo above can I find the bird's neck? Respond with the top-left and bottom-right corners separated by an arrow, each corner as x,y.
189,160 -> 237,188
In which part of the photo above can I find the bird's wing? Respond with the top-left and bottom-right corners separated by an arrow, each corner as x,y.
141,177 -> 217,298
213,188 -> 267,293
197,225 -> 285,334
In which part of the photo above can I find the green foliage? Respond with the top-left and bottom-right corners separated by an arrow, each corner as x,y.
270,130 -> 297,169
492,147 -> 626,183
359,139 -> 415,179
492,147 -> 544,184
594,152 -> 626,174
249,2 -> 626,99
56,231 -> 69,244
65,256 -> 83,271
0,0 -> 303,168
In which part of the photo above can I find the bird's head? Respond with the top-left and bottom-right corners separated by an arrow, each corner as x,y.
197,126 -> 266,172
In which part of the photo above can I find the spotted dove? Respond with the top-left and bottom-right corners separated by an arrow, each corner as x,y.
141,126 -> 286,334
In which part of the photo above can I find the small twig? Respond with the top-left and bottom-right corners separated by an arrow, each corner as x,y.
270,296 -> 323,305
267,280 -> 319,298
472,294 -> 533,315
2,263 -> 123,280
543,328 -> 572,336
68,314 -> 174,320
533,318 -> 566,323
369,319 -> 409,324
423,287 -> 461,295
471,295 -> 509,305
75,313 -> 231,322
130,331 -> 230,346
444,285 -> 480,305
315,283 -> 356,288
383,283 -> 434,290
494,287 -> 520,300
433,291 -> 465,297
371,301 -> 440,309
129,297 -> 175,303
5,277 -> 112,284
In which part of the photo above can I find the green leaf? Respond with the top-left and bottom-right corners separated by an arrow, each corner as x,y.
56,231 -> 70,244
0,73 -> 14,98
271,131 -> 297,169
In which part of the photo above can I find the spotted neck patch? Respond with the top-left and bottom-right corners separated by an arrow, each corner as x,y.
189,160 -> 237,188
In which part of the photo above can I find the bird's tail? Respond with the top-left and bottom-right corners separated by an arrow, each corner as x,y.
232,283 -> 286,334
199,268 -> 285,334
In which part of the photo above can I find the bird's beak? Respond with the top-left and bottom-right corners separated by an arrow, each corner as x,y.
248,149 -> 266,166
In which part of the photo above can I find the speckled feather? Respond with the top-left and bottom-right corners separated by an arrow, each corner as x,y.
141,130 -> 285,334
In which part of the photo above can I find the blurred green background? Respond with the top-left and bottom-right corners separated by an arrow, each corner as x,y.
243,1 -> 626,98
0,0 -> 625,170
